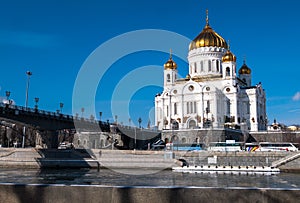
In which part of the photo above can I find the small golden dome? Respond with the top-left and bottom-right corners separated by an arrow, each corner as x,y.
189,10 -> 228,51
238,61 -> 251,74
222,50 -> 236,62
164,50 -> 177,70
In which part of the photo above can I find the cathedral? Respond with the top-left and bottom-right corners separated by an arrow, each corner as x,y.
155,11 -> 267,132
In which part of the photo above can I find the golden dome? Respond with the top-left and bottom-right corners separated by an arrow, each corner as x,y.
189,10 -> 228,51
164,50 -> 177,70
164,58 -> 177,70
222,48 -> 236,62
238,61 -> 251,74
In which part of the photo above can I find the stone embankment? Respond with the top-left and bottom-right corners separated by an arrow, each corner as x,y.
0,148 -> 299,172
0,148 -> 40,168
1,184 -> 299,203
174,151 -> 294,166
1,149 -> 299,203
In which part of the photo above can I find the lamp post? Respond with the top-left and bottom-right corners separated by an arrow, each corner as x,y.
25,71 -> 32,109
34,97 -> 39,110
138,117 -> 142,128
60,102 -> 64,113
99,112 -> 102,122
115,115 -> 118,125
23,70 -> 32,148
81,107 -> 84,118
134,127 -> 137,150
5,91 -> 11,106
5,91 -> 10,100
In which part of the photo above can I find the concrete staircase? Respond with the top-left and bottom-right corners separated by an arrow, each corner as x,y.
0,148 -> 41,168
271,152 -> 300,168
93,149 -> 176,170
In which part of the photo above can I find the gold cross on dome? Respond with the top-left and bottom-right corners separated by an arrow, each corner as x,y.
206,9 -> 209,25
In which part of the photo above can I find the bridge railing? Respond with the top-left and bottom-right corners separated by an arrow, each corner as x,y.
0,103 -> 76,121
0,103 -> 160,132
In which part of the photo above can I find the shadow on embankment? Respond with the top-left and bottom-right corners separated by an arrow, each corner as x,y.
35,148 -> 99,169
1,149 -> 101,203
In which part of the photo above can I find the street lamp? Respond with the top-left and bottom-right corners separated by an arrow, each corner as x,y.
5,91 -> 11,106
25,71 -> 32,109
115,115 -> 118,125
34,97 -> 39,110
60,102 -> 64,113
5,91 -> 10,100
99,112 -> 102,122
81,107 -> 84,117
138,117 -> 142,128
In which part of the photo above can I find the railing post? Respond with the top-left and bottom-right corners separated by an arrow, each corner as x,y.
22,126 -> 26,148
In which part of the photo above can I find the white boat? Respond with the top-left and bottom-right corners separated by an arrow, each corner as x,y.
172,165 -> 280,174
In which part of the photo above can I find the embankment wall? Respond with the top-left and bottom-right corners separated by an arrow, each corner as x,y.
0,148 -> 299,171
0,184 -> 299,203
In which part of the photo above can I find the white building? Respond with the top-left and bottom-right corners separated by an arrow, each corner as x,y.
155,12 -> 267,132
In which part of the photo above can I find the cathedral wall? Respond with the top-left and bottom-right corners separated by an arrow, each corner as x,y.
250,131 -> 300,146
162,128 -> 244,148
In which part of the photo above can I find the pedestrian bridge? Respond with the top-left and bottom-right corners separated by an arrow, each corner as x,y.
0,103 -> 110,132
0,104 -> 161,150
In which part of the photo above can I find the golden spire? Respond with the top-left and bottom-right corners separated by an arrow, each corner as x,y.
238,55 -> 251,75
206,9 -> 209,26
164,48 -> 177,70
227,40 -> 230,50
189,9 -> 228,51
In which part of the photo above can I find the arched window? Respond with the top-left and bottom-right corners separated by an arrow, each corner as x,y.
227,100 -> 231,115
167,74 -> 170,82
188,120 -> 196,129
194,62 -> 197,73
166,105 -> 169,116
207,100 -> 210,113
200,61 -> 204,72
174,103 -> 177,115
186,102 -> 189,114
208,61 -> 212,72
216,60 -> 220,72
226,67 -> 230,76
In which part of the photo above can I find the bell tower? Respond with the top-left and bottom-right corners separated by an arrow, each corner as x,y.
222,42 -> 237,83
164,49 -> 177,87
238,59 -> 252,86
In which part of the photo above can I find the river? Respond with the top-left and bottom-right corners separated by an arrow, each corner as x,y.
0,168 -> 299,189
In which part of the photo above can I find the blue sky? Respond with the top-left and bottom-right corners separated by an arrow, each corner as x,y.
0,0 -> 300,126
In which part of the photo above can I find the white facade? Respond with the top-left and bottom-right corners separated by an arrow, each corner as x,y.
155,14 -> 267,132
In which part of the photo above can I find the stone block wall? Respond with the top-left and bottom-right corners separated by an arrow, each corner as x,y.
174,151 -> 287,167
162,128 -> 244,148
250,131 -> 300,146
